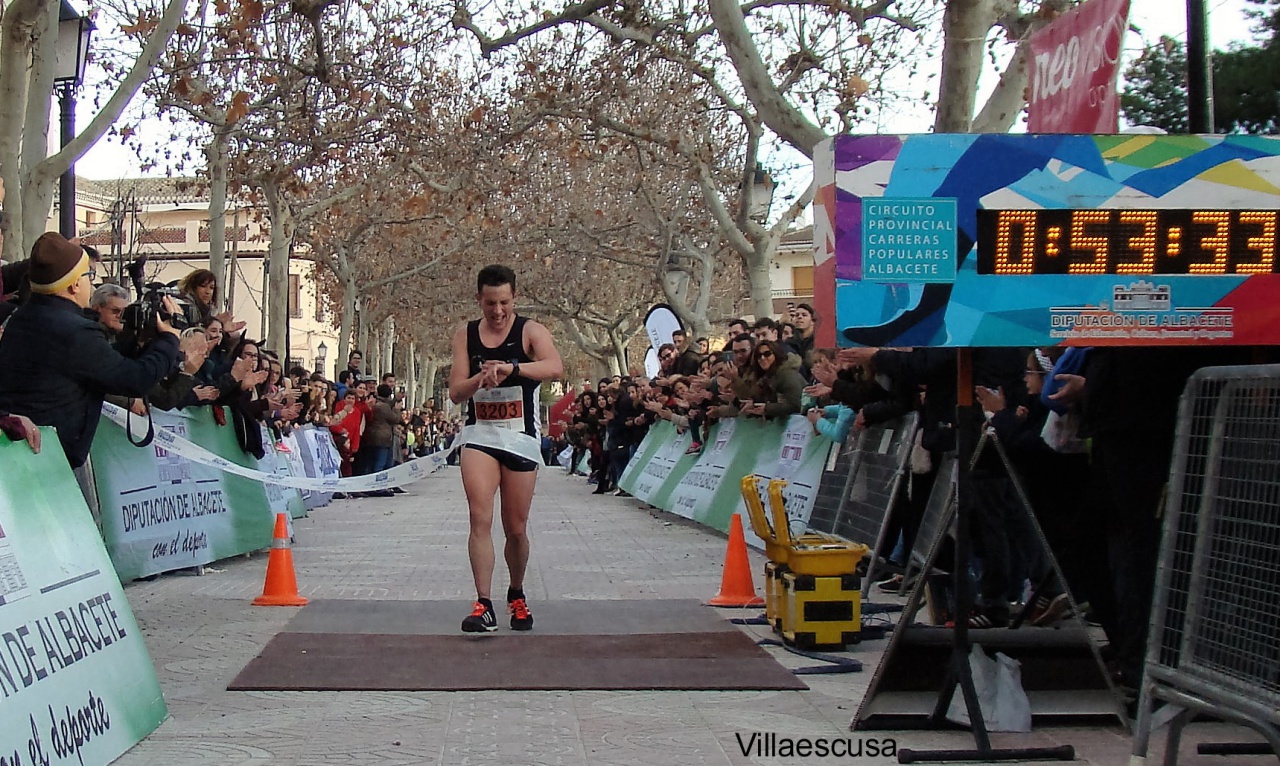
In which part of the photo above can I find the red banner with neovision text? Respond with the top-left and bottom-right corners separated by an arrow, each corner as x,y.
1027,0 -> 1130,133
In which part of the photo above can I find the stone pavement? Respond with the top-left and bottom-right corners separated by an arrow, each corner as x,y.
113,467 -> 1268,765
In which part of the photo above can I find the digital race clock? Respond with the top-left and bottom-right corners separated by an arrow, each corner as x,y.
975,209 -> 1280,276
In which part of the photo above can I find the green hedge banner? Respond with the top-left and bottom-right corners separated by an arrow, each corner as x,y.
91,408 -> 280,581
619,415 -> 836,544
0,429 -> 167,765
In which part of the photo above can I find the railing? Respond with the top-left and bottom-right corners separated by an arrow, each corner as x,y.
771,288 -> 813,299
1132,364 -> 1280,764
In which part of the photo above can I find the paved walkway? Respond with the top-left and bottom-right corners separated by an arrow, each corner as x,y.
113,467 -> 1265,765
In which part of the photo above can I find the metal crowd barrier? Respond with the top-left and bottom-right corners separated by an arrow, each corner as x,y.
806,413 -> 917,592
1131,365 -> 1280,764
907,453 -> 956,590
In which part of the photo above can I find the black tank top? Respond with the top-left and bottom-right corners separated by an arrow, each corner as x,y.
465,316 -> 540,438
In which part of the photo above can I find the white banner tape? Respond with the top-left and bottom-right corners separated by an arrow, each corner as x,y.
101,403 -> 453,491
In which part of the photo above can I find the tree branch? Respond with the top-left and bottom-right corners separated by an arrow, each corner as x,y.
38,0 -> 191,181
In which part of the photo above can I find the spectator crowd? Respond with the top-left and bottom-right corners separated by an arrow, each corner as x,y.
0,230 -> 462,501
3,227 -> 1271,708
544,300 -> 1266,709
547,309 -> 821,496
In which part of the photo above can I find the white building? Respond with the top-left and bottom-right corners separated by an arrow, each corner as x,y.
68,177 -> 341,376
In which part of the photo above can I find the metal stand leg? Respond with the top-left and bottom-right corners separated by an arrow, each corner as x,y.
1162,708 -> 1195,766
893,351 -> 1076,765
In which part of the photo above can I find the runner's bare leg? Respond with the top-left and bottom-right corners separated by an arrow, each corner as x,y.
499,467 -> 538,591
461,447 -> 502,599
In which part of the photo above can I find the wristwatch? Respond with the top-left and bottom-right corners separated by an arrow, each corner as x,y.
510,360 -> 521,378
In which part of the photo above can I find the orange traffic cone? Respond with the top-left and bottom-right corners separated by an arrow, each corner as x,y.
707,513 -> 765,607
253,513 -> 308,607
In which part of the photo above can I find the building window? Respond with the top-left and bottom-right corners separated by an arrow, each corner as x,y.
791,266 -> 814,295
315,294 -> 325,322
289,274 -> 302,319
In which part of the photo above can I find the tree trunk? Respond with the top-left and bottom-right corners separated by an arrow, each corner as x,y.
206,131 -> 230,296
18,0 -> 57,251
0,0 -> 41,261
745,253 -> 774,320
706,0 -> 825,158
226,210 -> 240,313
368,326 -> 382,381
357,301 -> 370,361
423,357 -> 438,405
3,0 -> 191,256
381,316 -> 395,379
934,0 -> 997,133
609,328 -> 628,375
259,254 -> 269,341
339,273 -> 357,373
973,43 -> 1031,133
263,180 -> 294,353
406,341 -> 417,409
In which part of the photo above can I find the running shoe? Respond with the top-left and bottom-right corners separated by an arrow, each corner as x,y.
508,597 -> 534,631
875,574 -> 905,594
461,601 -> 498,633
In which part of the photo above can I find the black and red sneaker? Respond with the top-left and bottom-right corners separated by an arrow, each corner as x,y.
508,597 -> 534,631
461,600 -> 498,633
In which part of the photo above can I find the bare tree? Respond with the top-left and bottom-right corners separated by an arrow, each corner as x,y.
0,0 -> 189,259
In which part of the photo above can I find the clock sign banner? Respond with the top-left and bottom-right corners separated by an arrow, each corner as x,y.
811,134 -> 1280,348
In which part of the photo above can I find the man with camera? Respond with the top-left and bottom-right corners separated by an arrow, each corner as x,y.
0,233 -> 181,469
90,283 -> 219,414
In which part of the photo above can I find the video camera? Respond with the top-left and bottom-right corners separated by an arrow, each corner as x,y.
118,282 -> 196,352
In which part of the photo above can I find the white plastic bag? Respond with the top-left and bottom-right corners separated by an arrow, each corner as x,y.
945,644 -> 1032,732
991,652 -> 1032,732
1040,410 -> 1086,454
556,446 -> 573,468
910,427 -> 934,474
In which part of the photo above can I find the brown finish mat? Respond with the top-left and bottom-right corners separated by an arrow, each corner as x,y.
228,631 -> 807,691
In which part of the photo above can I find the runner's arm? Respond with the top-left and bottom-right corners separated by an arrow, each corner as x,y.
449,324 -> 486,404
508,320 -> 563,382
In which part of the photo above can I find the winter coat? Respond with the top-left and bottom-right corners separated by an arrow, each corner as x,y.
0,293 -> 178,466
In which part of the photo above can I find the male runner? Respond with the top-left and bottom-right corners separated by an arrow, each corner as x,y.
450,265 -> 563,632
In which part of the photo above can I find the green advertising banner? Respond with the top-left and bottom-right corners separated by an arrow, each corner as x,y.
624,421 -> 692,504
92,408 -> 277,581
668,418 -> 760,530
254,428 -> 308,521
0,430 -> 168,766
617,426 -> 661,489
732,416 -> 835,549
619,415 -> 834,543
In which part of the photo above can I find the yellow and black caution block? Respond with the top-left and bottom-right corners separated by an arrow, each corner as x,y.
781,571 -> 861,651
764,560 -> 788,633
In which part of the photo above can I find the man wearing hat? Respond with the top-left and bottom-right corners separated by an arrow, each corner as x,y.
0,232 -> 180,469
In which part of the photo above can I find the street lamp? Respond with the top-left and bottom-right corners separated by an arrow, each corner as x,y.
316,341 -> 328,378
748,167 -> 775,222
55,0 -> 93,239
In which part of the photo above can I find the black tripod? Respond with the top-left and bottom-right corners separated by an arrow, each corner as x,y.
896,350 -> 1075,764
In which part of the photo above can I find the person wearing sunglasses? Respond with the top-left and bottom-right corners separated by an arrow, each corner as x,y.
656,342 -> 678,375
739,339 -> 804,420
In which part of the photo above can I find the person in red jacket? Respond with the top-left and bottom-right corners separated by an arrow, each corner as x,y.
329,379 -> 372,477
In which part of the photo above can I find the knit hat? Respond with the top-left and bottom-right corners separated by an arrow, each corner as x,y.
29,232 -> 89,294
